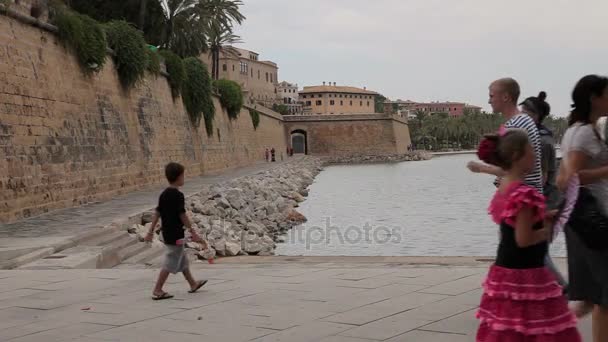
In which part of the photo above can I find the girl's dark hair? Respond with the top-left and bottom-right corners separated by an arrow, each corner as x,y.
477,129 -> 530,170
520,91 -> 551,122
569,75 -> 608,126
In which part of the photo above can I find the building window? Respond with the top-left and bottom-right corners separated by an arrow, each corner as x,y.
367,101 -> 370,106
330,100 -> 335,105
350,101 -> 353,105
232,65 -> 235,71
270,73 -> 273,83
360,101 -> 363,106
318,94 -> 322,98
303,95 -> 307,99
251,69 -> 253,77
306,101 -> 311,106
266,72 -> 269,82
258,70 -> 260,79
340,100 -> 343,105
316,100 -> 322,106
222,64 -> 227,71
339,94 -> 343,98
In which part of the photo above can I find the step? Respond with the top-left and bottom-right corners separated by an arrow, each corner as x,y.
95,235 -> 140,269
81,230 -> 130,247
116,241 -> 150,265
18,235 -> 139,270
120,245 -> 164,266
18,246 -> 104,270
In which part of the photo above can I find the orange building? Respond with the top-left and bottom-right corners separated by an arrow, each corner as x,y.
299,83 -> 378,115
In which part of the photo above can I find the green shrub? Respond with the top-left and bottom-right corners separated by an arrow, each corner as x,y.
104,20 -> 147,88
214,79 -> 243,120
53,9 -> 106,72
159,50 -> 185,98
249,109 -> 260,130
145,48 -> 160,76
182,57 -> 214,134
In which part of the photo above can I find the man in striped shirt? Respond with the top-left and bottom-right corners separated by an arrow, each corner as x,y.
468,78 -> 543,194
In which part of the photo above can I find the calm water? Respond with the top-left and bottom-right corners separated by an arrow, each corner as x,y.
276,154 -> 566,257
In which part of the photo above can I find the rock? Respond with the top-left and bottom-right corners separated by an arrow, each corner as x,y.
242,233 -> 274,254
141,211 -> 155,225
225,241 -> 241,256
201,203 -> 219,216
257,248 -> 274,256
298,188 -> 309,197
246,222 -> 265,236
208,230 -> 226,256
286,210 -> 307,224
216,197 -> 231,210
197,248 -> 216,260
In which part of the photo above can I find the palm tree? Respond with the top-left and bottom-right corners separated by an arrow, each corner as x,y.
207,22 -> 242,79
199,0 -> 245,79
154,0 -> 244,59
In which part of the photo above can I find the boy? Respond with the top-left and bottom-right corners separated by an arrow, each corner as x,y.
145,162 -> 207,300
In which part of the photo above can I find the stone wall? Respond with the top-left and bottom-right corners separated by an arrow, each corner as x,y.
0,14 -> 287,223
284,114 -> 411,156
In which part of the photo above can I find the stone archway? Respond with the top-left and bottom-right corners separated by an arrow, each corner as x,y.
290,129 -> 308,155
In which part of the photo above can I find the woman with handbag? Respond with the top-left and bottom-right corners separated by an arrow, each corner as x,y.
558,74 -> 608,342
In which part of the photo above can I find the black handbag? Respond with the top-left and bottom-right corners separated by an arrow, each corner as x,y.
568,186 -> 608,250
567,126 -> 608,250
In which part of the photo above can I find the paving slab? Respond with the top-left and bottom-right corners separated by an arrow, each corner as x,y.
0,258 -> 592,342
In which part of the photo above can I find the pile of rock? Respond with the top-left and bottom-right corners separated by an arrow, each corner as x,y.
324,151 -> 432,165
129,156 -> 323,261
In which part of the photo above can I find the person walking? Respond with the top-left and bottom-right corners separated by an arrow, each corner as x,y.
557,75 -> 608,342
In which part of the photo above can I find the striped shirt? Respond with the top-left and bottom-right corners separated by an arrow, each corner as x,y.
496,113 -> 544,194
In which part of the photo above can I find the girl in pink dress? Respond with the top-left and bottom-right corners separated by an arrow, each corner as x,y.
475,129 -> 580,342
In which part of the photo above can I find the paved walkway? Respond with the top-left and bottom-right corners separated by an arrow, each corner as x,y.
0,258 -> 592,341
0,159 -> 295,258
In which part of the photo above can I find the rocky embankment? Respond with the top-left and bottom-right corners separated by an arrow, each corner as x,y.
324,151 -> 432,165
130,157 -> 324,261
129,152 -> 431,262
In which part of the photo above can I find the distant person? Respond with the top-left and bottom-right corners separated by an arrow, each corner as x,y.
475,130 -> 580,342
265,148 -> 270,162
521,91 -> 558,206
271,148 -> 276,162
468,78 -> 543,194
145,162 -> 208,300
520,91 -> 568,290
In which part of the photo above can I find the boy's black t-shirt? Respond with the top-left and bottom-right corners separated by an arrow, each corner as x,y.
156,187 -> 186,245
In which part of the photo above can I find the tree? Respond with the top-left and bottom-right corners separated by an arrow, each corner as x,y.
207,22 -> 241,79
374,95 -> 386,113
201,0 -> 245,79
272,104 -> 289,116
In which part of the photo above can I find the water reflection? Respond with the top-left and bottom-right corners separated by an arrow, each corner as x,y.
276,154 -> 566,257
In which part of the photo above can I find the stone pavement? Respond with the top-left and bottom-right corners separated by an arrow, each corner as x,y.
0,159 -> 295,264
0,257 -> 592,341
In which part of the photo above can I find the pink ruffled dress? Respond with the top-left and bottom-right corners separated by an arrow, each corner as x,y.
476,182 -> 580,342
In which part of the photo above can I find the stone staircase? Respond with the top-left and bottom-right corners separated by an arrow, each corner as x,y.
16,228 -> 163,270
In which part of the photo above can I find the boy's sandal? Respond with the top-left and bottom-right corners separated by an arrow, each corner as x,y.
152,292 -> 174,300
188,280 -> 208,293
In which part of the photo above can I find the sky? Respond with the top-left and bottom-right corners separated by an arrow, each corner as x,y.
234,0 -> 608,116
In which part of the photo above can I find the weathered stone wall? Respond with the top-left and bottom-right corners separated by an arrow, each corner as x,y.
0,14 -> 287,223
284,114 -> 412,156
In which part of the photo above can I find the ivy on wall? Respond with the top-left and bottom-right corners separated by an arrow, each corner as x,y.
53,8 -> 107,73
182,57 -> 215,134
104,20 -> 147,88
249,109 -> 260,130
214,79 -> 243,120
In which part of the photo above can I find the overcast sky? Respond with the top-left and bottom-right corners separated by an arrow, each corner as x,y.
234,0 -> 607,116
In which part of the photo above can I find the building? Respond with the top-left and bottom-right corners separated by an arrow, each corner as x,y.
386,100 -> 482,118
201,47 -> 279,108
276,81 -> 302,115
299,83 -> 379,115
